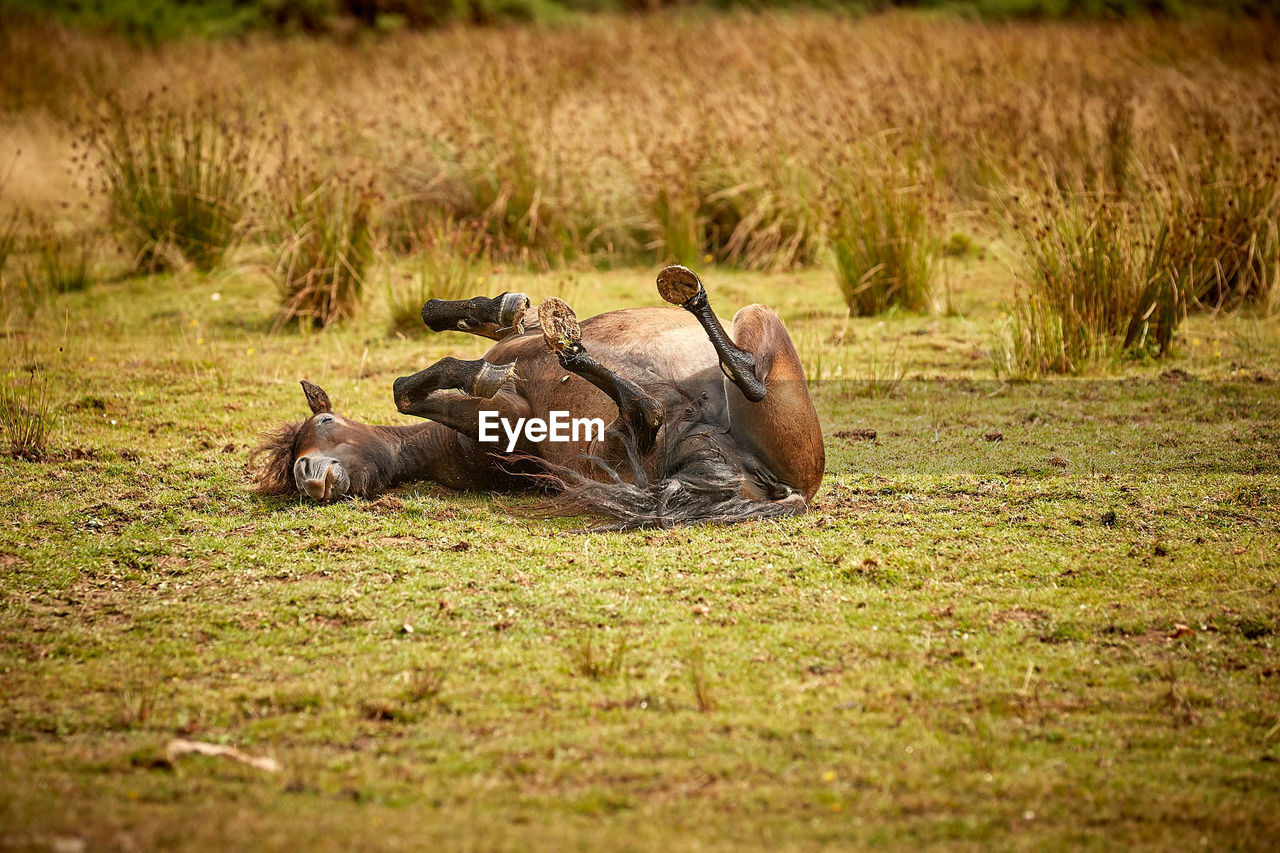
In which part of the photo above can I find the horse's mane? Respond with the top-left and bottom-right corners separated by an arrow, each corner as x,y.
529,391 -> 800,530
248,421 -> 304,495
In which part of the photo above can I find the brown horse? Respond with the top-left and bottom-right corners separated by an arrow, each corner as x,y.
252,266 -> 824,528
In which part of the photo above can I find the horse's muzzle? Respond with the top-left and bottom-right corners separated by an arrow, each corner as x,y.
294,455 -> 349,501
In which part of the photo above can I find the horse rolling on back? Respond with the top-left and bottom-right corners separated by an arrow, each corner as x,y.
251,266 -> 825,528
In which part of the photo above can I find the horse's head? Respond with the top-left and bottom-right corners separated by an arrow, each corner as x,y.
251,381 -> 397,501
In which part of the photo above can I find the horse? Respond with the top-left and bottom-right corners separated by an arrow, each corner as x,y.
251,266 -> 825,528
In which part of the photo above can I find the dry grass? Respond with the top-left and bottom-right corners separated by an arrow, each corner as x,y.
567,628 -> 629,681
1156,149 -> 1280,313
89,99 -> 259,272
1,12 -> 1277,331
268,165 -> 376,330
386,218 -> 491,335
18,219 -> 94,296
0,210 -> 18,285
0,353 -> 55,461
994,193 -> 1186,377
831,155 -> 940,316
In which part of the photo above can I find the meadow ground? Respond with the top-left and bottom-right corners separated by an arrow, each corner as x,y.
2,7 -> 1280,849
1,257 -> 1278,849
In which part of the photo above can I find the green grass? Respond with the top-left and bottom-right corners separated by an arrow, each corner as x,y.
1,262 -> 1278,849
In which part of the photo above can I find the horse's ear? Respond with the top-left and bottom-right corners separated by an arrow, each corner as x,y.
300,380 -> 332,415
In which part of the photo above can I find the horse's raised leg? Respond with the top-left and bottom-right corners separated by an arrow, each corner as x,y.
724,304 -> 824,503
656,266 -> 823,503
538,298 -> 665,452
656,265 -> 766,402
393,356 -> 516,402
420,292 -> 532,341
393,357 -> 538,452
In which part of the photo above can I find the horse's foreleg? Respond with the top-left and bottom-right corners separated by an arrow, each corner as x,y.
400,389 -> 537,448
538,298 -> 665,452
656,265 -> 767,402
393,356 -> 516,407
420,292 -> 533,341
394,357 -> 542,454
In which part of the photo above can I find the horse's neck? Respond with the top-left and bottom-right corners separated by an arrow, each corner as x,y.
376,422 -> 467,489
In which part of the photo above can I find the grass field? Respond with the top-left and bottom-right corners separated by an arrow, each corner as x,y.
1,256 -> 1278,849
2,6 -> 1280,850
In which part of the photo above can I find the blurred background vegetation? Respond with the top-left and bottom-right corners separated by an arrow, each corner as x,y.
1,0 -> 1277,388
0,0 -> 1270,41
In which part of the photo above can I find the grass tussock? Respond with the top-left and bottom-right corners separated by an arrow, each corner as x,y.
0,165 -> 18,278
649,153 -> 826,271
567,628 -> 628,681
994,194 -> 1186,378
20,221 -> 94,296
1157,151 -> 1280,314
402,664 -> 449,706
0,358 -> 54,461
0,211 -> 18,285
686,647 -> 715,713
832,160 -> 939,316
268,167 -> 376,331
90,99 -> 258,272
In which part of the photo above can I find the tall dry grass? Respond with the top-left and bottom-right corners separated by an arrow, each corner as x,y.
1154,150 -> 1280,313
993,189 -> 1196,378
386,218 -> 491,335
268,164 -> 376,330
0,208 -> 16,284
1,12 -> 1277,331
20,221 -> 94,297
0,349 -> 55,461
831,155 -> 940,316
89,99 -> 259,272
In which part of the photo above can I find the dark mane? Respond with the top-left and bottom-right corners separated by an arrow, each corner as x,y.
530,395 -> 799,530
249,421 -> 304,495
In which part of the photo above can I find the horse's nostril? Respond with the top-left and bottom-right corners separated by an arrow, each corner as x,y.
297,456 -> 334,500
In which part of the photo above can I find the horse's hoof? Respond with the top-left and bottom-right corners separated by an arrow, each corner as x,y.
774,493 -> 808,516
496,292 -> 531,335
656,264 -> 704,307
471,360 -> 517,399
539,297 -> 582,354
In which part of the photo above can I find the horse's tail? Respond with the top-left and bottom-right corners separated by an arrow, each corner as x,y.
531,416 -> 801,530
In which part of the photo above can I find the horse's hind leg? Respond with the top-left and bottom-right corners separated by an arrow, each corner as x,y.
723,304 -> 825,503
656,266 -> 822,503
538,297 -> 665,452
656,265 -> 766,402
420,292 -> 532,341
